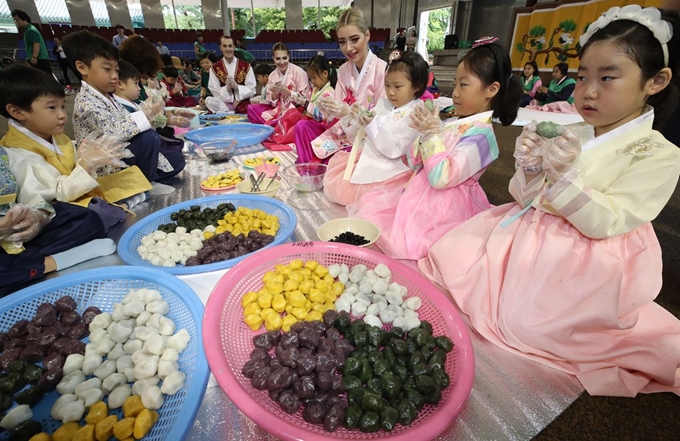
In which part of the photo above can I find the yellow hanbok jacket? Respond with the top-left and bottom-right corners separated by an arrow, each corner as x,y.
0,123 -> 152,208
509,109 -> 680,239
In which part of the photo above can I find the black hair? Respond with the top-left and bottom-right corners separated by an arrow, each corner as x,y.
307,55 -> 337,88
523,60 -> 539,77
254,64 -> 274,76
118,59 -> 141,83
195,32 -> 203,41
62,30 -> 118,67
160,54 -> 173,67
272,42 -> 290,56
554,62 -> 569,76
163,66 -> 179,78
10,9 -> 30,23
115,24 -> 125,30
206,53 -> 221,64
460,42 -> 522,125
580,9 -> 680,130
0,65 -> 64,119
386,50 -> 428,98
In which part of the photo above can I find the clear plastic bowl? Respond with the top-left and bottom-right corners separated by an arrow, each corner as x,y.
200,140 -> 237,162
280,163 -> 327,192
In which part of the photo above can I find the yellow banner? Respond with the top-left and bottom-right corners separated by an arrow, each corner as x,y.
510,0 -> 662,72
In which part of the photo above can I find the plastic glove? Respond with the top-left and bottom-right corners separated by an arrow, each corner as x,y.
166,115 -> 191,128
169,108 -> 196,119
77,132 -> 134,176
0,205 -> 50,242
318,96 -> 349,118
140,95 -> 165,123
348,103 -> 374,127
409,101 -> 441,140
542,127 -> 581,183
291,93 -> 306,106
513,122 -> 545,171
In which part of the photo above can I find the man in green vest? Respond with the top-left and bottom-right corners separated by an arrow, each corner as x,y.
11,9 -> 52,77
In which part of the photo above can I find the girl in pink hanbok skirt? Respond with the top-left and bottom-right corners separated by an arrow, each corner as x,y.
247,42 -> 309,126
349,38 -> 523,260
293,8 -> 387,164
420,7 -> 680,397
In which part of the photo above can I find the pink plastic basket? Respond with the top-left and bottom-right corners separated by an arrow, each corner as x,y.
203,242 -> 475,441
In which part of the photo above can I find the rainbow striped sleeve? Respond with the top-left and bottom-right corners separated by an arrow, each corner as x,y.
420,123 -> 499,189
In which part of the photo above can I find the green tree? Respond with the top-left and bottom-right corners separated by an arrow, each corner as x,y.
163,5 -> 205,30
302,7 -> 343,37
426,8 -> 451,53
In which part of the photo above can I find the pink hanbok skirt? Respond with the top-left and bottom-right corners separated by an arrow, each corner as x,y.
323,150 -> 412,206
247,103 -> 276,125
348,171 -> 490,260
419,203 -> 680,397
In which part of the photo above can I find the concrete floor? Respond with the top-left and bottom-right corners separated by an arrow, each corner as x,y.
1,95 -> 679,440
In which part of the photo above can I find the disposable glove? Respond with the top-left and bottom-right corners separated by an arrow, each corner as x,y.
409,101 -> 441,141
77,132 -> 134,177
318,96 -> 349,118
513,122 -> 545,172
542,127 -> 581,183
0,205 -> 50,242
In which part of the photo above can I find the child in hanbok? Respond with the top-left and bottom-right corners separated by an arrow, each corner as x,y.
323,50 -> 429,206
294,8 -> 387,164
0,147 -> 116,295
350,38 -> 523,260
161,66 -> 198,108
247,42 -> 309,125
250,64 -> 274,105
263,55 -> 336,151
520,60 -> 542,107
64,31 -> 186,186
420,6 -> 680,397
0,65 -> 144,234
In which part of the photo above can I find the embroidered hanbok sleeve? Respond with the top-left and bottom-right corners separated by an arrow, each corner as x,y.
6,148 -> 98,205
74,95 -> 140,144
508,169 -> 547,207
410,122 -> 499,189
543,141 -> 680,239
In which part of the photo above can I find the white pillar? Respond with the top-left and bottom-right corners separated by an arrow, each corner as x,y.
220,0 -> 231,35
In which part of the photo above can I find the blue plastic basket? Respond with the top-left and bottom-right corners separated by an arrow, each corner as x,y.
117,195 -> 298,275
0,267 -> 209,441
184,124 -> 274,148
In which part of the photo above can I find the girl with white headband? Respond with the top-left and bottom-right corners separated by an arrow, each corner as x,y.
420,5 -> 680,397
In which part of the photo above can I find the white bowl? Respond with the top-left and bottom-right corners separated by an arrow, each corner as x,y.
316,218 -> 380,247
235,178 -> 281,197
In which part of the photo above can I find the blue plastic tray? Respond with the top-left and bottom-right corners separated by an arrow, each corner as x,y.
184,123 -> 274,148
0,267 -> 208,441
117,195 -> 297,275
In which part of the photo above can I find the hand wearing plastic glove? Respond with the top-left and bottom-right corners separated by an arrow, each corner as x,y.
291,93 -> 306,106
140,95 -> 165,123
513,122 -> 546,172
169,108 -> 195,119
348,103 -> 374,127
77,132 -> 134,177
0,205 -> 50,242
166,115 -> 191,128
409,101 -> 441,141
542,127 -> 581,183
318,96 -> 349,118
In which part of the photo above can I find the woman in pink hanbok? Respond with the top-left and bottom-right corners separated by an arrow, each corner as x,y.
247,42 -> 309,126
293,8 -> 387,164
420,6 -> 680,397
349,38 -> 523,260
